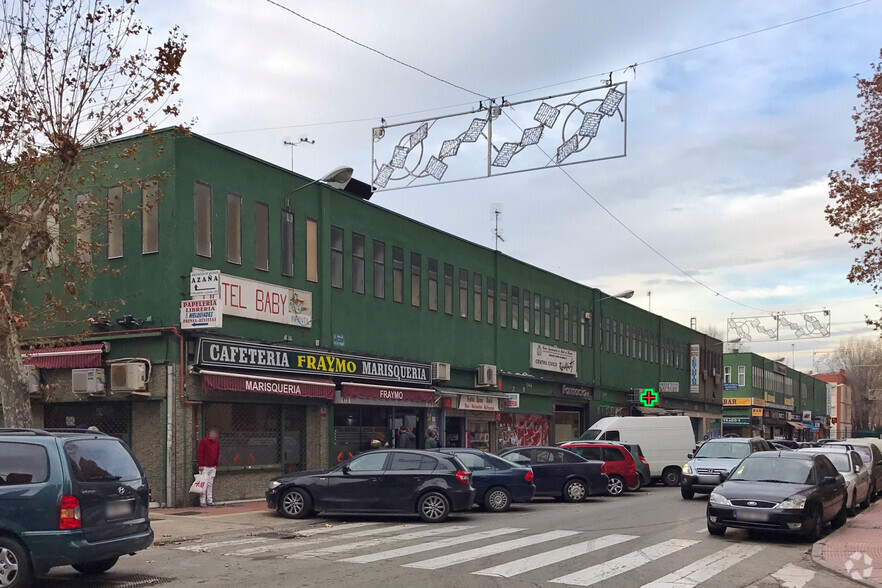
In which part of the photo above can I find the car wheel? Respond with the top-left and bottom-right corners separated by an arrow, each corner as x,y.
279,488 -> 313,519
418,492 -> 450,523
803,506 -> 824,542
484,487 -> 512,513
832,499 -> 848,529
707,520 -> 726,536
0,537 -> 32,588
629,476 -> 643,492
607,475 -> 625,496
847,491 -> 857,517
681,486 -> 695,500
563,479 -> 587,502
662,467 -> 681,487
72,557 -> 119,576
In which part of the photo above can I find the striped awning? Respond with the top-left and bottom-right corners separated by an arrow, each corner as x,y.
21,343 -> 106,369
341,382 -> 435,403
200,370 -> 335,399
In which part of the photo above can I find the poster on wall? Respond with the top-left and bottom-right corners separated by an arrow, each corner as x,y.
689,344 -> 700,394
497,413 -> 549,448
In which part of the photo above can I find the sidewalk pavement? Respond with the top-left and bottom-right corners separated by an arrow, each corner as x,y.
813,499 -> 882,587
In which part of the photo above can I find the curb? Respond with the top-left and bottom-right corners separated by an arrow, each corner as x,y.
811,501 -> 882,588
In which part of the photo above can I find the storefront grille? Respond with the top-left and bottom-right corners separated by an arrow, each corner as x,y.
44,402 -> 131,445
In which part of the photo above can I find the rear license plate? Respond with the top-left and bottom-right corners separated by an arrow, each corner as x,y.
734,509 -> 769,522
106,499 -> 135,519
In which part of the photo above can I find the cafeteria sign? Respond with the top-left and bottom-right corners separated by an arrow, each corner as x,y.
196,337 -> 431,385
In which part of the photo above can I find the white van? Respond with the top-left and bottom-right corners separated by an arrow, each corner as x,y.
576,416 -> 696,486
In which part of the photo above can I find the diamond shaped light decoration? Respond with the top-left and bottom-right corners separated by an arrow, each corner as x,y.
534,102 -> 560,128
374,164 -> 394,188
579,112 -> 603,138
424,156 -> 448,181
408,123 -> 429,149
598,89 -> 625,116
492,142 -> 519,167
556,136 -> 578,163
520,126 -> 543,147
462,118 -> 487,143
440,138 -> 461,158
390,146 -> 409,168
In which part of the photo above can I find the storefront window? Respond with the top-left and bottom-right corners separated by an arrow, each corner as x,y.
334,405 -> 422,460
45,402 -> 131,445
468,420 -> 492,452
203,403 -> 306,472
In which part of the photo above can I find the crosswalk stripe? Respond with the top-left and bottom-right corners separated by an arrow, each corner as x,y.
549,539 -> 700,587
231,523 -> 398,556
473,534 -> 639,578
177,537 -> 269,552
770,563 -> 816,588
282,525 -> 473,560
641,543 -> 763,587
403,530 -> 581,570
342,528 -> 526,564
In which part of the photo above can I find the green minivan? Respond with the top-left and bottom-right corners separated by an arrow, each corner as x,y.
0,429 -> 153,587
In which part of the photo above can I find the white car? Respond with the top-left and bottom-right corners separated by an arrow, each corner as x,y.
798,448 -> 871,516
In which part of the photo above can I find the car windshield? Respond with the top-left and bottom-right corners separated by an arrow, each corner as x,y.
840,446 -> 872,464
64,438 -> 143,482
819,453 -> 850,473
728,457 -> 813,484
579,429 -> 601,440
694,442 -> 750,459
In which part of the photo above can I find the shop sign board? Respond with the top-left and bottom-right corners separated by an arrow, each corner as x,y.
802,410 -> 812,423
502,393 -> 520,409
459,395 -> 499,411
211,270 -> 312,328
530,343 -> 577,375
783,396 -> 794,407
180,298 -> 222,329
689,344 -> 700,394
752,408 -> 763,417
190,269 -> 221,297
723,417 -> 750,425
196,337 -> 431,385
722,383 -> 739,392
722,397 -> 753,406
561,385 -> 592,399
659,382 -> 679,393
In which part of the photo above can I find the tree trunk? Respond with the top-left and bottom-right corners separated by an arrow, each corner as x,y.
0,310 -> 31,428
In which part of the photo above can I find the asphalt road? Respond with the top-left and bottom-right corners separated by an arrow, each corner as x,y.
36,486 -> 861,588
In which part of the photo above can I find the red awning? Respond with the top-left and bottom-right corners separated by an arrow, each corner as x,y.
21,343 -> 106,369
200,370 -> 335,399
341,382 -> 435,404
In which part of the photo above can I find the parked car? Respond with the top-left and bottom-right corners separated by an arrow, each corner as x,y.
681,437 -> 774,499
706,451 -> 847,541
771,441 -> 796,451
771,439 -> 800,450
558,442 -> 640,495
436,448 -> 534,512
266,449 -> 474,523
559,440 -> 651,488
576,416 -> 695,486
498,446 -> 608,502
831,440 -> 882,499
797,447 -> 870,516
797,442 -> 821,449
0,428 -> 153,587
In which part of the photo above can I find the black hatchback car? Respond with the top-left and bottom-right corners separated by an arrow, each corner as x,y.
266,449 -> 475,523
498,446 -> 608,502
706,451 -> 847,541
438,448 -> 535,512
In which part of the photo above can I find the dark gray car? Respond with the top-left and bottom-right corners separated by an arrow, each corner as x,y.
681,437 -> 773,499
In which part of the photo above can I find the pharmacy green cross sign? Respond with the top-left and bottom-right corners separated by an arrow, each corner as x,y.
640,388 -> 659,407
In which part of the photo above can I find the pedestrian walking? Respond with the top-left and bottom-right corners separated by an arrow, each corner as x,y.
197,429 -> 220,507
399,426 -> 417,449
424,429 -> 439,449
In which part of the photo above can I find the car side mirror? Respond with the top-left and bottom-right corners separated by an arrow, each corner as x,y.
855,465 -> 862,474
687,453 -> 693,460
341,465 -> 351,475
719,471 -> 729,481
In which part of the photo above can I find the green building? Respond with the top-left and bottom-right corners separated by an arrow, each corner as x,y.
722,352 -> 829,440
15,129 -> 722,506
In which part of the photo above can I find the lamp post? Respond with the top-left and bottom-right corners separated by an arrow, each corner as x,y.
592,289 -> 635,393
288,166 -> 354,199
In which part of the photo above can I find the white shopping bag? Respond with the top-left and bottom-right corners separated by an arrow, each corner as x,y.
189,473 -> 208,495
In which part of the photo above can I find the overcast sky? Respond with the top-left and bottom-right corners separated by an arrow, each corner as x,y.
144,0 -> 882,371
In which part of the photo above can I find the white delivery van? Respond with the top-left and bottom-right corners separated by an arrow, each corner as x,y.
577,416 -> 696,486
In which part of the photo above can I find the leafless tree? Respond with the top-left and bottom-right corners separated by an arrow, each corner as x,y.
828,337 -> 882,431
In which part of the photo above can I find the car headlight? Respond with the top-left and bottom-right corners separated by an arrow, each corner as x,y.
682,464 -> 692,474
776,496 -> 807,510
268,480 -> 281,490
709,492 -> 731,506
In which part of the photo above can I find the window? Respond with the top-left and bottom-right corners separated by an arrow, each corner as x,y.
563,303 -> 569,342
64,439 -> 142,483
352,232 -> 365,294
411,253 -> 421,307
428,258 -> 439,311
544,297 -> 551,337
254,201 -> 269,271
612,321 -> 618,354
281,210 -> 295,277
511,286 -> 519,330
389,453 -> 426,471
373,240 -> 385,299
204,403 -> 306,470
473,273 -> 482,321
0,442 -> 49,485
523,289 -> 530,333
306,218 -> 318,282
443,263 -> 454,314
459,269 -> 468,318
141,181 -> 159,254
625,325 -> 631,357
738,366 -> 746,387
346,452 -> 388,472
504,450 -> 533,466
554,300 -> 560,340
500,283 -> 508,327
603,447 -> 626,462
535,294 -> 542,336
225,192 -> 242,264
487,278 -> 495,325
600,430 -> 620,441
107,185 -> 124,259
75,193 -> 92,264
724,366 -> 732,384
453,452 -> 490,471
194,182 -> 212,258
393,247 -> 404,303
604,318 -> 611,352
330,226 -> 344,288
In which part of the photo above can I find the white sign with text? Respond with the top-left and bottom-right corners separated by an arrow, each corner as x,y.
530,343 -> 577,376
208,271 -> 312,328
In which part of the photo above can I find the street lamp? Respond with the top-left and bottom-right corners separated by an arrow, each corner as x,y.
592,289 -> 634,388
290,166 -> 354,195
595,290 -> 635,304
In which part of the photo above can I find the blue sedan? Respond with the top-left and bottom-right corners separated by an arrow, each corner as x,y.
438,448 -> 535,512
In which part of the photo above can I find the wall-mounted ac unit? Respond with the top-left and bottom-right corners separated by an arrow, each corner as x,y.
431,362 -> 451,382
72,368 -> 105,396
110,363 -> 147,393
27,365 -> 40,396
476,364 -> 497,388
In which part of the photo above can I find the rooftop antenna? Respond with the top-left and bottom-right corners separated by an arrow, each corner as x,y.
492,204 -> 504,251
283,137 -> 315,171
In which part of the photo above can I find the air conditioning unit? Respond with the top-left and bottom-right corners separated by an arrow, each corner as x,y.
431,362 -> 451,382
476,364 -> 497,388
110,363 -> 147,392
27,366 -> 40,396
72,368 -> 105,396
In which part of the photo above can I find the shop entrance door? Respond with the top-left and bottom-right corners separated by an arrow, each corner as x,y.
445,417 -> 464,447
553,410 -> 581,443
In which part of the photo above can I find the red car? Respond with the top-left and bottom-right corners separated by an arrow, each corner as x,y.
559,442 -> 640,496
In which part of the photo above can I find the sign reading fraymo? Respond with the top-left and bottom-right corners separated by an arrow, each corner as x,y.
196,270 -> 312,328
530,343 -> 577,376
196,338 -> 431,385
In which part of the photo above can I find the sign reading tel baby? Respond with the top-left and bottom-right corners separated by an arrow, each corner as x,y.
530,343 -> 577,376
194,269 -> 312,328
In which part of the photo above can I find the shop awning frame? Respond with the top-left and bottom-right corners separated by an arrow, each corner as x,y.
434,386 -> 510,399
21,343 -> 106,369
199,369 -> 335,399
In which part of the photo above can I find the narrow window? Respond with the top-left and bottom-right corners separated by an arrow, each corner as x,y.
511,286 -> 519,330
392,246 -> 404,303
534,293 -> 541,336
254,201 -> 269,271
225,192 -> 241,264
473,273 -> 482,321
142,181 -> 159,254
499,283 -> 507,327
411,253 -> 421,307
306,218 -> 318,282
443,263 -> 453,314
738,366 -> 746,386
459,269 -> 468,318
75,193 -> 92,265
573,306 -> 580,346
352,232 -> 365,294
554,300 -> 561,340
543,297 -> 551,338
625,325 -> 630,357
563,303 -> 569,342
604,318 -> 610,352
724,366 -> 732,384
373,240 -> 386,299
487,278 -> 495,325
428,259 -> 439,311
612,321 -> 618,354
281,210 -> 294,277
330,226 -> 344,289
108,185 -> 124,259
194,182 -> 212,258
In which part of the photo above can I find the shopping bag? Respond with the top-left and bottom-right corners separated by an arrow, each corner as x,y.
189,473 -> 208,495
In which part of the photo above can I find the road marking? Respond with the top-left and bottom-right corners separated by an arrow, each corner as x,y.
695,528 -> 707,533
231,523 -> 400,556
770,563 -> 816,588
177,537 -> 269,552
342,528 -> 526,564
403,530 -> 580,570
641,543 -> 763,587
549,539 -> 700,586
282,525 -> 472,559
473,534 -> 638,578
